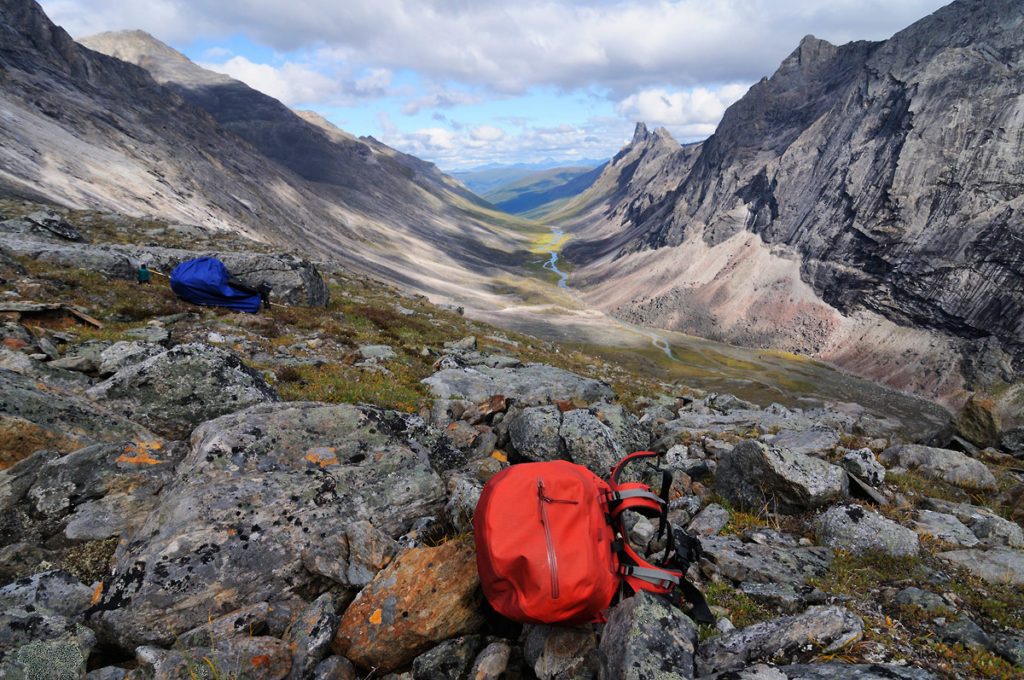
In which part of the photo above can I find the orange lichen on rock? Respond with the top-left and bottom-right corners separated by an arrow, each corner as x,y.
304,447 -> 339,468
116,440 -> 163,465
91,582 -> 104,605
250,655 -> 271,669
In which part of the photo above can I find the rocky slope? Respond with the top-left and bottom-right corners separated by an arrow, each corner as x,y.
559,0 -> 1024,415
0,0 -> 537,310
1,204 -> 1023,679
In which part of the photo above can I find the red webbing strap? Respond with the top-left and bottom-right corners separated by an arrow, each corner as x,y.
609,451 -> 660,487
607,483 -> 664,519
618,541 -> 681,594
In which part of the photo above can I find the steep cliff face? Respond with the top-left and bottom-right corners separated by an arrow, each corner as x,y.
561,0 -> 1024,407
0,1 -> 531,307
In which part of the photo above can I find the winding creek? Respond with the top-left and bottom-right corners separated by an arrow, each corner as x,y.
541,226 -> 678,361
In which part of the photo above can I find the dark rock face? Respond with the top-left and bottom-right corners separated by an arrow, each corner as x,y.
563,0 -> 1024,400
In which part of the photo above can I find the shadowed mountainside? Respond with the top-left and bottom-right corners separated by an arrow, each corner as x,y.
0,2 -> 538,309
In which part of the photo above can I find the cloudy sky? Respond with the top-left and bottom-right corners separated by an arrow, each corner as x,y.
42,0 -> 950,170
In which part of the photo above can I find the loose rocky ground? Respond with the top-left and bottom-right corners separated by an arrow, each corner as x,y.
1,202 -> 1022,679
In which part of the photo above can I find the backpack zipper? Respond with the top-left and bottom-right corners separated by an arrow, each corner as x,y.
537,478 -> 578,600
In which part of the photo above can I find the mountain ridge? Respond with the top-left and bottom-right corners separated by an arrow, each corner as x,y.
0,1 -> 537,311
558,0 -> 1024,414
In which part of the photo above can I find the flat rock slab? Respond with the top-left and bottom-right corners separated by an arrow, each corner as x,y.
332,539 -> 482,673
86,342 -> 278,439
89,402 -> 445,647
880,444 -> 997,491
913,510 -> 979,548
700,536 -> 833,585
0,368 -> 154,467
695,606 -> 862,676
423,364 -> 614,406
937,548 -> 1024,585
714,440 -> 848,514
699,663 -> 938,678
765,428 -> 840,457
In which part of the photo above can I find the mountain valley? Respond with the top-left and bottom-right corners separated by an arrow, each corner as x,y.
1,0 -> 1024,677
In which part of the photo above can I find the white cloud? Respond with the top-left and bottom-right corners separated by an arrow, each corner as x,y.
401,89 -> 484,116
380,117 -> 625,170
470,126 -> 505,142
616,84 -> 749,140
355,68 -> 392,95
198,56 -> 339,106
43,0 -> 951,95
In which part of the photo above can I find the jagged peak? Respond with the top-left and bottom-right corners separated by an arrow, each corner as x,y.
797,34 -> 838,64
652,126 -> 679,145
631,122 -> 650,144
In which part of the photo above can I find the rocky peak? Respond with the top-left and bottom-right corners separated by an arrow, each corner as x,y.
561,0 -> 1024,403
631,121 -> 650,145
796,34 -> 838,66
79,30 -> 232,88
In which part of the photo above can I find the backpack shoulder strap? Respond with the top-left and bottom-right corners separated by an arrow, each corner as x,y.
607,451 -> 716,625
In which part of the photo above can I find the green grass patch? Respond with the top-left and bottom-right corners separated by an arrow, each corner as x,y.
809,550 -> 927,596
701,580 -> 773,636
268,362 -> 428,413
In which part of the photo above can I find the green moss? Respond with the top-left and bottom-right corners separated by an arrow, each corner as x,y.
268,362 -> 428,413
925,642 -> 1022,680
701,580 -> 773,633
809,550 -> 927,596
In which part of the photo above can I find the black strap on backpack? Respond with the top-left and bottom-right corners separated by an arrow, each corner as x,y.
606,451 -> 714,624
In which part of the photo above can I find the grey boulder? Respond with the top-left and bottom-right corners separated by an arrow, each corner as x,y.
89,402 -> 445,647
912,510 -> 979,548
839,448 -> 886,486
508,405 -> 564,461
0,570 -> 93,620
524,624 -> 597,680
700,536 -> 832,585
699,663 -> 937,679
423,364 -> 614,406
937,548 -> 1024,585
598,590 -> 698,680
560,408 -> 622,475
879,444 -> 997,491
714,440 -> 848,514
815,504 -> 920,557
86,342 -> 278,439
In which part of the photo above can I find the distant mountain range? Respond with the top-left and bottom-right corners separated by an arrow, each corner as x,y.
454,163 -> 607,219
0,2 -> 535,308
556,0 -> 1024,413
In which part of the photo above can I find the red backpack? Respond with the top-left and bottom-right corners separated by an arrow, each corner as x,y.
473,451 -> 712,625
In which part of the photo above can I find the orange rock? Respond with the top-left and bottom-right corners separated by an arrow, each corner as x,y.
332,538 -> 483,672
0,414 -> 82,469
